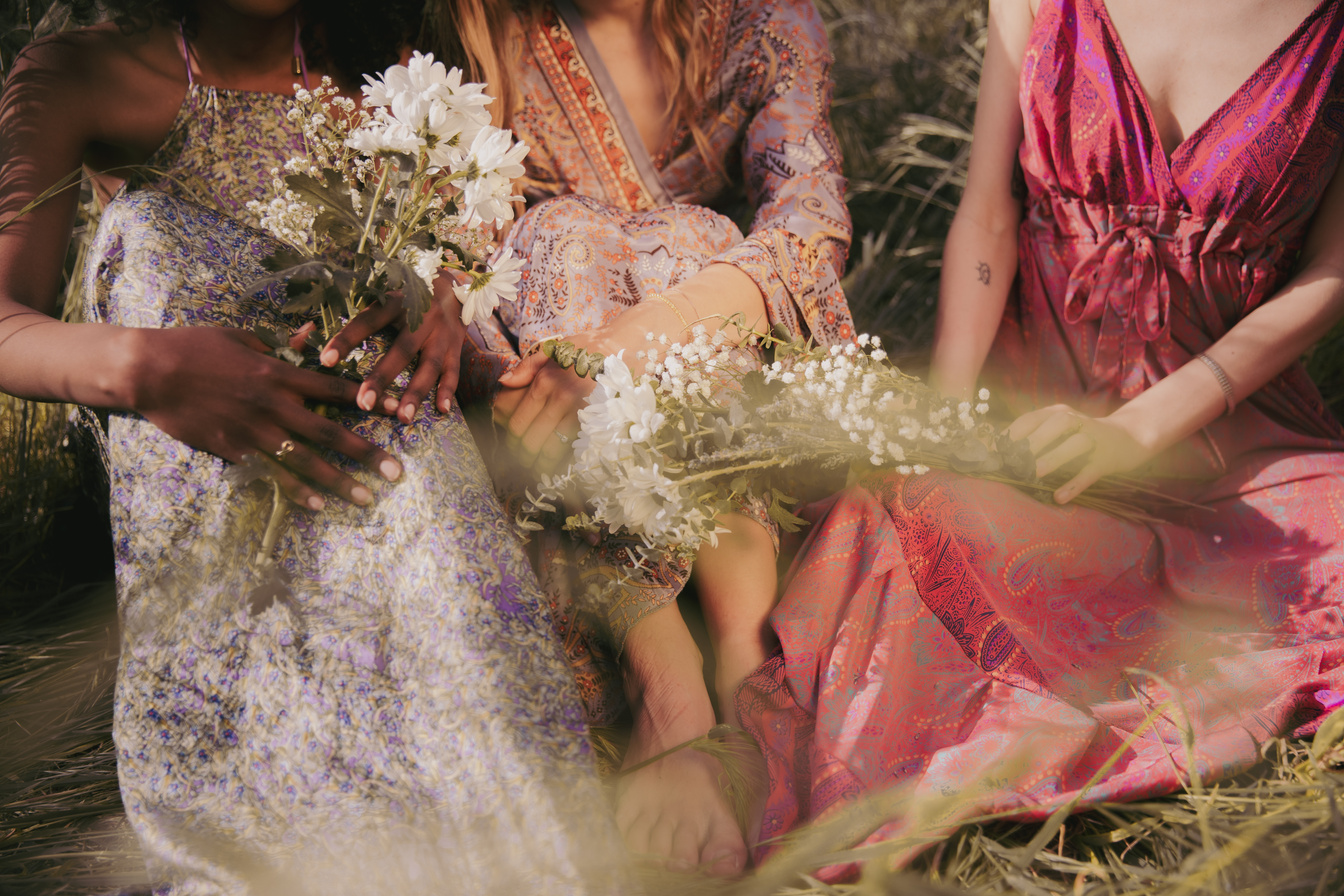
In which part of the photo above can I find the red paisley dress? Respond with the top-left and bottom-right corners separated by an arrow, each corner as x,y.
738,0 -> 1344,871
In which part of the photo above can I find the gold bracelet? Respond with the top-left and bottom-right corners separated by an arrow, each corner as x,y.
1195,352 -> 1236,416
649,292 -> 690,330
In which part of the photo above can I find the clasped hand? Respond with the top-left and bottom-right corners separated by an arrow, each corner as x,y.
1006,403 -> 1155,503
317,274 -> 469,424
135,278 -> 469,510
491,331 -> 609,473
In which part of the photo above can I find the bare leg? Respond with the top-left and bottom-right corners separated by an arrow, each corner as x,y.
616,602 -> 747,875
693,512 -> 779,726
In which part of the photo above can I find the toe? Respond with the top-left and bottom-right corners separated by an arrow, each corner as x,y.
703,819 -> 747,876
669,823 -> 701,872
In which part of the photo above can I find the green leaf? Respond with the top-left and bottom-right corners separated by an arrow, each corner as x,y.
281,278 -> 327,314
251,323 -> 288,350
949,437 -> 1000,473
1312,707 -> 1344,768
312,208 -> 360,243
766,490 -> 808,533
401,229 -> 436,251
261,247 -> 309,272
442,239 -> 476,268
711,416 -> 733,449
383,258 -> 432,332
669,426 -> 687,458
283,170 -> 362,229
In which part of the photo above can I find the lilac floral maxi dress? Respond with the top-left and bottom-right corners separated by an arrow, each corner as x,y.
462,0 -> 855,726
83,67 -> 630,895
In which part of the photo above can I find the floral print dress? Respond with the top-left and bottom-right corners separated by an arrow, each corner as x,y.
462,0 -> 855,726
84,70 -> 630,894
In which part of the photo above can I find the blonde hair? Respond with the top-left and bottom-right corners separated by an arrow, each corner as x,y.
423,0 -> 716,158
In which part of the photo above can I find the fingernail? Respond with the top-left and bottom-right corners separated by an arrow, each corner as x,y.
307,495 -> 325,511
383,396 -> 399,413
379,459 -> 402,482
399,404 -> 416,423
321,348 -> 339,367
351,485 -> 373,505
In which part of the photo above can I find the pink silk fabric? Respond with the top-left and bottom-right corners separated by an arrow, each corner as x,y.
739,0 -> 1344,875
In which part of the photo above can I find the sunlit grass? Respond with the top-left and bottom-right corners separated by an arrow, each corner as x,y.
3,0 -> 1344,893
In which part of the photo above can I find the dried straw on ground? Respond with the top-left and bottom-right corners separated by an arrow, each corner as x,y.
4,1 -> 1344,893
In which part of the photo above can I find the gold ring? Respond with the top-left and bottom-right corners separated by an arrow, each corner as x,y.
275,439 -> 297,461
555,432 -> 571,444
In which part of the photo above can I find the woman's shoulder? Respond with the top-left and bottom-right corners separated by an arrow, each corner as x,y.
3,23 -> 186,155
8,22 -> 178,89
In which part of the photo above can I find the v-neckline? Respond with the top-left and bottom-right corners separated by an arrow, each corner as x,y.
1090,0 -> 1332,180
553,0 -> 673,205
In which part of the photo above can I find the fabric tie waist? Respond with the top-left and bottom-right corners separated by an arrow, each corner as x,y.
1062,224 -> 1173,398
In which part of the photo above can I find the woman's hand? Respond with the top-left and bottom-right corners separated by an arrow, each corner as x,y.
492,338 -> 602,472
317,276 -> 469,423
1006,403 -> 1157,504
130,326 -> 402,510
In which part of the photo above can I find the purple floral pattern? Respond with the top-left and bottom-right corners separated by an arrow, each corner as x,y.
85,85 -> 630,893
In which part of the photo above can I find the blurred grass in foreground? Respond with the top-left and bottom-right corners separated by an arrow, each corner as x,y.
3,0 -> 1344,893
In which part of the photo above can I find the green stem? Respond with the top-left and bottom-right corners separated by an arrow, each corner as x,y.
355,163 -> 391,258
255,478 -> 288,566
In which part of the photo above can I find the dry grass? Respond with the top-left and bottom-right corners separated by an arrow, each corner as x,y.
3,0 -> 1344,894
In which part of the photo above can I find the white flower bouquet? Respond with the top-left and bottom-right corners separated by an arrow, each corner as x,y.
230,55 -> 528,606
518,327 -> 1036,568
520,326 -> 1185,587
246,52 -> 527,358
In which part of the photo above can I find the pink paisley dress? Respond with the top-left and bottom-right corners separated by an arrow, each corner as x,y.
463,0 -> 853,724
738,0 -> 1344,871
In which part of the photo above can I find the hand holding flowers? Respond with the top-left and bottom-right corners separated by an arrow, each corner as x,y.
232,53 -> 529,600
518,325 -> 1185,609
247,52 -> 529,393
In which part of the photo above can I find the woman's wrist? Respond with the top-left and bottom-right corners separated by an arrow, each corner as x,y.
1102,357 -> 1229,456
116,325 -> 168,413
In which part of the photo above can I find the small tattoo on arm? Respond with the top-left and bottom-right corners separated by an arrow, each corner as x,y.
976,261 -> 991,286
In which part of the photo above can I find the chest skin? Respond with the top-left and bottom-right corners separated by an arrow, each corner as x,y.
1092,0 -> 1323,156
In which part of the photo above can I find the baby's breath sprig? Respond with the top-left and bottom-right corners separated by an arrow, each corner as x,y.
519,326 -> 1180,609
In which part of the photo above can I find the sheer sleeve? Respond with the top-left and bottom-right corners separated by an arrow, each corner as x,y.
709,0 -> 854,346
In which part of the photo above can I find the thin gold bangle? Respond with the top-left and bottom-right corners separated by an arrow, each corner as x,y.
649,292 -> 690,330
1195,352 -> 1236,416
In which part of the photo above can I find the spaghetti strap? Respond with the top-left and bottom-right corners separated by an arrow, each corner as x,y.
178,20 -> 194,87
292,18 -> 310,91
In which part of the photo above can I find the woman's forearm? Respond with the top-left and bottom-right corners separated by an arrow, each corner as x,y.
579,263 -> 767,358
0,305 -> 145,408
929,209 -> 1019,399
1109,259 -> 1344,454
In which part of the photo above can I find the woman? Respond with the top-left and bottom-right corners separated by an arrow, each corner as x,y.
418,0 -> 854,874
737,0 -> 1344,872
0,2 -> 630,891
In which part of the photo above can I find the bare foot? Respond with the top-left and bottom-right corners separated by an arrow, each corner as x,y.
615,715 -> 747,875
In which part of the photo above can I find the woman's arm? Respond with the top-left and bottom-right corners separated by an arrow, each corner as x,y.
1017,153 -> 1344,502
679,0 -> 852,346
928,0 -> 1034,399
494,0 -> 853,465
0,32 -> 400,508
